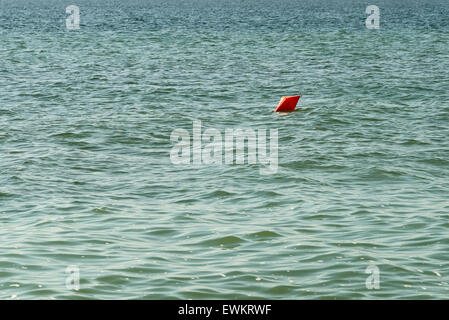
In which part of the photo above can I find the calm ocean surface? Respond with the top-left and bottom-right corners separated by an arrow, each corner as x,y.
1,0 -> 449,299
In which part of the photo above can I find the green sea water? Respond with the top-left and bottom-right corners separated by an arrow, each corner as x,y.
1,0 -> 449,299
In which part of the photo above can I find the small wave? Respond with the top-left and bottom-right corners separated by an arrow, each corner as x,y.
202,190 -> 236,198
199,235 -> 246,248
146,229 -> 178,237
247,230 -> 282,240
0,192 -> 14,198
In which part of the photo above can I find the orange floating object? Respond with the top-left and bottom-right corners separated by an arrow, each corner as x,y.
273,95 -> 301,112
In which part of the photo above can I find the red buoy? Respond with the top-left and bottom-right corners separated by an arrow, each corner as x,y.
273,95 -> 301,112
